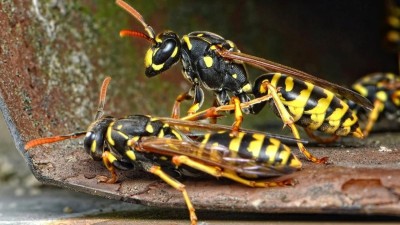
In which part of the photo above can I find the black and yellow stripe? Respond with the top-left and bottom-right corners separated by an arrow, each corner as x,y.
254,73 -> 362,137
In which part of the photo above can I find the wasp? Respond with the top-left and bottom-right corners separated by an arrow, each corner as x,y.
347,72 -> 400,136
25,77 -> 302,225
115,1 -> 373,163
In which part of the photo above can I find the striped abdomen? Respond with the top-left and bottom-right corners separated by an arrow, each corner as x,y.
253,73 -> 362,137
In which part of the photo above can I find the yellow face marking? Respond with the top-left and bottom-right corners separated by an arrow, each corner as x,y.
171,46 -> 178,58
126,150 -> 136,161
182,35 -> 192,50
117,124 -> 123,130
152,63 -> 164,71
376,91 -> 388,102
229,132 -> 245,152
232,73 -> 238,79
247,133 -> 263,158
144,48 -> 153,68
242,83 -> 252,93
106,123 -> 115,146
203,56 -> 213,68
210,45 -> 217,50
91,141 -> 97,153
145,123 -> 154,133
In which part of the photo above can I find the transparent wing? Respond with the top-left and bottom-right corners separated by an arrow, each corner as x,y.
217,49 -> 373,111
139,137 -> 295,177
157,117 -> 307,145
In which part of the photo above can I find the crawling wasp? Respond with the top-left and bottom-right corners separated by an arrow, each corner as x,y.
348,72 -> 400,136
25,77 -> 302,225
116,0 -> 373,163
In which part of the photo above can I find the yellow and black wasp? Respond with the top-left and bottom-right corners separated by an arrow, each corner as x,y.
25,77 -> 302,225
115,1 -> 373,163
348,72 -> 400,136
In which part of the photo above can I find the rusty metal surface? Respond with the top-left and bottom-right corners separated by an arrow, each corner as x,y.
1,0 -> 400,220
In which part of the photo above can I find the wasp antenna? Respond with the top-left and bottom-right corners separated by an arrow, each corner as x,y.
95,76 -> 111,120
25,132 -> 86,150
116,0 -> 156,39
119,30 -> 155,43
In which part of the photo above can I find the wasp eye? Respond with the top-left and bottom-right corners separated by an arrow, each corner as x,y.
153,39 -> 177,65
83,132 -> 95,154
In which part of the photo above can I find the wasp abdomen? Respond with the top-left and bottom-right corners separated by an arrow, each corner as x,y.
254,73 -> 362,137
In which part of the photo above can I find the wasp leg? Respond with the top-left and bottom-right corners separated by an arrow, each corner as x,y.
98,151 -> 133,184
304,128 -> 339,144
148,165 -> 197,225
172,91 -> 193,119
172,155 -> 295,187
260,80 -> 328,164
229,96 -> 243,137
363,99 -> 384,136
172,86 -> 204,119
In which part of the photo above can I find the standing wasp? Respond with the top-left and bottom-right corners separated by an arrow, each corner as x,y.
348,72 -> 400,136
25,77 -> 302,225
116,0 -> 373,163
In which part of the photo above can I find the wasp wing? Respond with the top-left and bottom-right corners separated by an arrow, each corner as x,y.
157,117 -> 307,145
138,137 -> 294,178
217,49 -> 373,111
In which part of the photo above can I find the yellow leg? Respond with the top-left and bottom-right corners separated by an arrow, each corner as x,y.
229,96 -> 243,137
172,91 -> 193,119
260,81 -> 328,164
363,100 -> 383,137
180,94 -> 273,122
148,166 -> 197,225
172,155 -> 295,188
98,151 -> 119,184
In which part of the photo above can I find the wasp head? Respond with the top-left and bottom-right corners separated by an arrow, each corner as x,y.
84,117 -> 115,161
144,31 -> 181,77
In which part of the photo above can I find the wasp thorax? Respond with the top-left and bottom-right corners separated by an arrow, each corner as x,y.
145,31 -> 181,77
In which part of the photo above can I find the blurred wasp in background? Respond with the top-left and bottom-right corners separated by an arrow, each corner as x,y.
347,0 -> 400,136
